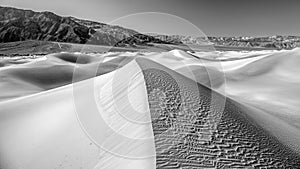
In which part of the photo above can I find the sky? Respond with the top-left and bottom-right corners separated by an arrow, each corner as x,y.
1,0 -> 300,37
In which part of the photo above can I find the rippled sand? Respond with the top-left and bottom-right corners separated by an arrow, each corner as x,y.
0,49 -> 300,168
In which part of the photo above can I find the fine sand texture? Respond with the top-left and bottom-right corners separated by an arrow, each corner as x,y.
0,60 -> 156,169
143,49 -> 300,154
137,57 -> 300,168
1,49 -> 300,168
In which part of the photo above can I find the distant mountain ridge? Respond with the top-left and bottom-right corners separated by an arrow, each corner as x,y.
0,6 -> 299,50
151,34 -> 300,50
0,6 -> 167,46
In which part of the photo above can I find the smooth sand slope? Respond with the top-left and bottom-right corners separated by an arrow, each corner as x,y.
0,60 -> 156,169
217,49 -> 300,152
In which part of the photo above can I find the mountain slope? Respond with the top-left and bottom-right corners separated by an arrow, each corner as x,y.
0,6 -> 90,43
0,6 -> 176,47
0,6 -> 141,45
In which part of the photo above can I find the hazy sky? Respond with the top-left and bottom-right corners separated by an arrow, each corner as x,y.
1,0 -> 300,36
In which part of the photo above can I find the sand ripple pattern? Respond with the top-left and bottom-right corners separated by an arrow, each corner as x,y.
137,58 -> 300,169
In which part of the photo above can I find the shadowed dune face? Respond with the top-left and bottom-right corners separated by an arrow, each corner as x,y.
136,58 -> 300,168
50,53 -> 96,64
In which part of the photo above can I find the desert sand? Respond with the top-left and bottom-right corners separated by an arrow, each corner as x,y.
0,59 -> 156,169
1,48 -> 300,168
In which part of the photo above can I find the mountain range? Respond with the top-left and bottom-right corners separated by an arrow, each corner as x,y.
0,6 -> 299,50
0,6 -> 168,47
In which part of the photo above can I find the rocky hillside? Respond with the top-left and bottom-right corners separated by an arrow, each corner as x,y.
0,6 -> 89,43
0,6 -> 151,46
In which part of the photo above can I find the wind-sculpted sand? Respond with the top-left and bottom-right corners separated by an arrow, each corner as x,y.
0,60 -> 156,169
137,58 -> 300,168
0,49 -> 300,168
0,52 -> 136,100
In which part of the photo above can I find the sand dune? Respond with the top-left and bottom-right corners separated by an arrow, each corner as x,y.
137,57 -> 300,168
0,49 -> 277,101
1,49 -> 300,168
0,60 -> 156,169
0,53 -> 136,100
153,49 -> 300,154
218,48 -> 300,152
